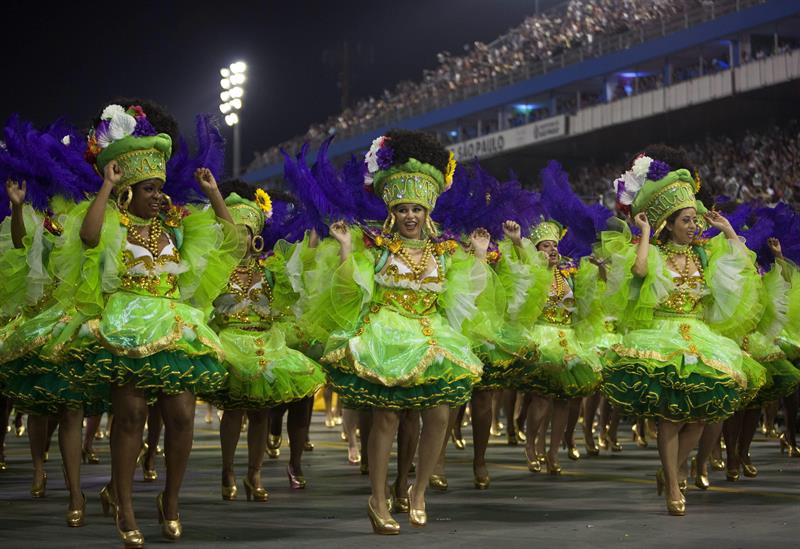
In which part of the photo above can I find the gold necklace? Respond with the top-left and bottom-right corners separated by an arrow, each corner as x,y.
550,267 -> 568,300
127,217 -> 164,257
229,260 -> 258,301
395,241 -> 434,279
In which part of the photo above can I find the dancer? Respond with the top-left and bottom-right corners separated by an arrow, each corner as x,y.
601,145 -> 766,515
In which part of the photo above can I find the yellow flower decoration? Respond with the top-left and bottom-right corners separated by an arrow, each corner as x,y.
444,151 -> 456,190
255,188 -> 273,219
693,171 -> 702,193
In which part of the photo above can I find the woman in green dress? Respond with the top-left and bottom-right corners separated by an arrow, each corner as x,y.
601,145 -> 766,516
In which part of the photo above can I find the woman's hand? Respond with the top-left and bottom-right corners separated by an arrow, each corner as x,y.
103,160 -> 122,188
194,167 -> 219,197
502,220 -> 522,246
768,237 -> 783,259
703,210 -> 734,235
5,179 -> 26,207
470,227 -> 491,259
633,212 -> 650,234
329,221 -> 351,247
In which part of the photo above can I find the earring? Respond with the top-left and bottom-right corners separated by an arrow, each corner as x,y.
251,235 -> 264,253
116,187 -> 133,211
161,193 -> 173,211
382,212 -> 396,233
425,216 -> 438,237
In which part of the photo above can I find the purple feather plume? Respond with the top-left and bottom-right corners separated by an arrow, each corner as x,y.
164,114 -> 226,204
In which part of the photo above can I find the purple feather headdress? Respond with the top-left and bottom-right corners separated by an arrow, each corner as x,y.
163,114 -> 225,204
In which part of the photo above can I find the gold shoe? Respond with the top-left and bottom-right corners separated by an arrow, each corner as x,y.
324,416 -> 336,428
81,447 -> 100,465
567,445 -> 580,461
632,423 -> 648,448
0,459 -> 6,471
221,481 -> 238,501
391,484 -> 410,514
429,474 -> 448,491
266,434 -> 281,459
66,492 -> 87,527
408,485 -> 427,527
726,467 -> 740,482
490,421 -> 504,437
710,458 -> 726,471
525,448 -> 541,473
367,496 -> 400,535
100,482 -> 117,517
31,471 -> 47,498
666,498 -> 686,516
691,457 -> 709,490
244,477 -> 269,501
115,507 -> 144,548
142,453 -> 158,482
515,429 -> 527,444
610,439 -> 623,452
451,428 -> 466,450
545,454 -> 562,475
778,433 -> 800,457
741,454 -> 758,478
678,479 -> 687,495
156,492 -> 182,541
15,424 -> 25,437
473,470 -> 491,490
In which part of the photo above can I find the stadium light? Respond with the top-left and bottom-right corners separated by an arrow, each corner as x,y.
219,61 -> 247,175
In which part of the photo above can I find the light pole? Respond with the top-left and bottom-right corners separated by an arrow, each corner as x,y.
219,61 -> 247,176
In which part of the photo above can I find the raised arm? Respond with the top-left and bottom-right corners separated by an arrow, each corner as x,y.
632,212 -> 650,278
6,179 -> 27,249
80,161 -> 120,248
329,221 -> 352,264
195,168 -> 233,224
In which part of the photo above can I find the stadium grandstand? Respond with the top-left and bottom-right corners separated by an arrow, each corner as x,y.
243,0 -> 800,207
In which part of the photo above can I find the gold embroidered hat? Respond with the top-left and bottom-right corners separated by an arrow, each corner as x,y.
529,219 -> 565,247
630,169 -> 706,237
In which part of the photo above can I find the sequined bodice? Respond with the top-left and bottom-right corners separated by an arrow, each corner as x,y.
120,233 -> 181,297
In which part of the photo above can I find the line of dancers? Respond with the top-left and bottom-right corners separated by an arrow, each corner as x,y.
0,100 -> 798,546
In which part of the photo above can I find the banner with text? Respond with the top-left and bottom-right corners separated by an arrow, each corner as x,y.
447,115 -> 567,161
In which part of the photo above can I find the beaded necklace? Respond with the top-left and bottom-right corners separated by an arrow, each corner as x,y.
228,259 -> 261,301
659,241 -> 705,312
550,267 -> 569,299
395,240 -> 435,279
127,216 -> 165,257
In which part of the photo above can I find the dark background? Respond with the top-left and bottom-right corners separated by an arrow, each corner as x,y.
1,0 -> 556,170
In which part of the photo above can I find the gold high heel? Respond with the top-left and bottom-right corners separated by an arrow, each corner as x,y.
525,448 -> 542,473
221,481 -> 238,501
741,454 -> 758,478
66,492 -> 87,527
666,498 -> 686,516
141,452 -> 158,482
473,467 -> 491,490
691,457 -> 710,490
287,464 -> 307,489
156,492 -> 182,541
779,433 -> 800,457
15,424 -> 25,437
429,474 -> 448,491
115,507 -> 144,548
545,454 -> 562,475
632,423 -> 648,448
0,458 -> 6,471
407,485 -> 427,527
451,428 -> 466,450
678,479 -> 687,494
266,434 -> 281,459
566,444 -> 580,461
515,429 -> 527,444
243,477 -> 269,501
82,447 -> 100,465
710,457 -> 726,471
367,496 -> 400,535
100,482 -> 116,517
726,457 -> 740,481
391,480 -> 409,513
31,471 -> 47,498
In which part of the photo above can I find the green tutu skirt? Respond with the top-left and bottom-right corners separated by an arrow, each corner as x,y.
474,323 -> 539,390
0,305 -> 100,415
83,292 -> 227,402
213,326 -> 325,409
518,322 -> 602,398
602,316 -> 767,422
321,306 -> 483,410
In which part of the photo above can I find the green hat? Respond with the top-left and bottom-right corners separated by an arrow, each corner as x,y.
372,158 -> 447,211
224,191 -> 271,235
631,169 -> 707,237
96,134 -> 172,190
529,220 -> 565,247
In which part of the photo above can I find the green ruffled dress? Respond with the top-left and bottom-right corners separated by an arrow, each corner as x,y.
600,228 -> 767,422
0,205 -> 99,415
519,244 -> 604,398
307,227 -> 486,410
209,253 -> 324,410
63,203 -> 244,403
470,239 -> 549,390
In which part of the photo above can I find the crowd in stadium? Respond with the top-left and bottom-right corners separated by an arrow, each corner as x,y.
572,120 -> 800,209
249,0 -> 708,170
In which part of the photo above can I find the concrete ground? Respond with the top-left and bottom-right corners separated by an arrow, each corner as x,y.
1,410 -> 798,548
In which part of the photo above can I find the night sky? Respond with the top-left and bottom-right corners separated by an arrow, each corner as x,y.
1,0 -> 548,173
